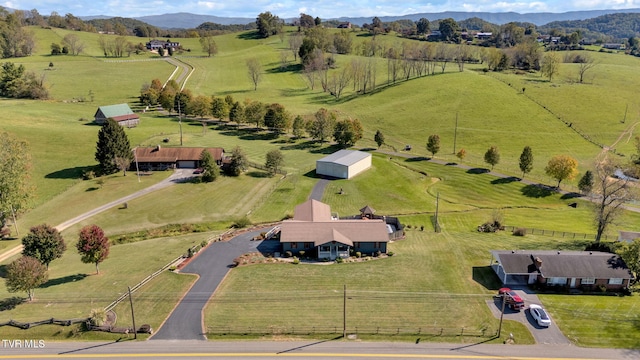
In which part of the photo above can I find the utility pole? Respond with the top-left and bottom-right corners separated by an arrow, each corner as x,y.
10,204 -> 19,237
132,148 -> 140,183
178,101 -> 183,146
497,292 -> 506,338
128,286 -> 137,339
343,284 -> 346,338
434,192 -> 440,233
453,112 -> 458,154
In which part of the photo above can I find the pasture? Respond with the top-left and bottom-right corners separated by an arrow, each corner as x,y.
0,26 -> 639,346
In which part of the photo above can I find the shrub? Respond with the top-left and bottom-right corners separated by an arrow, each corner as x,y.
513,228 -> 527,236
285,251 -> 293,258
187,248 -> 194,258
336,257 -> 344,263
89,308 -> 107,326
83,170 -> 96,180
169,266 -> 177,271
375,250 -> 382,257
200,240 -> 208,248
232,216 -> 252,228
387,251 -> 395,256
355,252 -> 362,258
0,226 -> 10,238
420,225 -> 424,231
292,257 -> 300,265
598,284 -> 608,293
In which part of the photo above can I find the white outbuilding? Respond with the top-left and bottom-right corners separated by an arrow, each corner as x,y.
316,150 -> 372,179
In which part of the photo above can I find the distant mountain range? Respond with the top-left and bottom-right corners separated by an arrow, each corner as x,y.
110,8 -> 640,29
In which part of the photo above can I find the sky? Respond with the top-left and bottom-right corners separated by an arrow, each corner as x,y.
3,0 -> 640,19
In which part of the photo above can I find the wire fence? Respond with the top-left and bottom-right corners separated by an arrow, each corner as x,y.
207,325 -> 494,338
503,225 -> 610,241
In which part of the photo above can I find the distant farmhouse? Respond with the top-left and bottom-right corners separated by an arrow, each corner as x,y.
337,22 -> 352,29
94,104 -> 139,128
491,250 -> 633,291
133,146 -> 224,171
146,39 -> 181,51
316,150 -> 372,179
279,200 -> 402,260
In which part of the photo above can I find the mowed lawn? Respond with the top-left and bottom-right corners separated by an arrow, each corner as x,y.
0,232 -> 209,328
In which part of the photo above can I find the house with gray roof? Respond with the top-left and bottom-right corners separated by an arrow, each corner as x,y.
94,104 -> 140,127
280,200 -> 391,260
490,250 -> 633,291
316,150 -> 371,179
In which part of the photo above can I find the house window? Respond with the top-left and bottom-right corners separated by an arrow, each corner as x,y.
320,245 -> 330,252
581,278 -> 595,285
548,277 -> 567,285
304,243 -> 310,249
291,242 -> 297,249
373,242 -> 379,249
609,278 -> 623,285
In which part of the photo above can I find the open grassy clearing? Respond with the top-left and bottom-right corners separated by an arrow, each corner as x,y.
540,294 -> 640,348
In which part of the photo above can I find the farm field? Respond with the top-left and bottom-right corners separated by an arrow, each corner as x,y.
1,25 -> 640,347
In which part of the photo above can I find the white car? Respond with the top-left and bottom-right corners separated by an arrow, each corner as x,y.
529,304 -> 551,327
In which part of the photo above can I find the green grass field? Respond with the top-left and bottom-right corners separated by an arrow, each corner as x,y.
1,27 -> 640,346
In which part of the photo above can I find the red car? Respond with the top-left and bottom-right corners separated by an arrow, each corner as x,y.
498,287 -> 525,310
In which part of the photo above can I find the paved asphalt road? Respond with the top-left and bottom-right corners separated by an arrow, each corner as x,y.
1,340 -> 637,359
151,228 -> 277,340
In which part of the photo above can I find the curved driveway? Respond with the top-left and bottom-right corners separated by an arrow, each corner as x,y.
151,228 -> 276,340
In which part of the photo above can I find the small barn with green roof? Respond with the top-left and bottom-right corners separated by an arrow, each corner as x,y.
94,104 -> 140,128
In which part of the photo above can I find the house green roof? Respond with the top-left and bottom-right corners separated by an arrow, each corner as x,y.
95,104 -> 134,118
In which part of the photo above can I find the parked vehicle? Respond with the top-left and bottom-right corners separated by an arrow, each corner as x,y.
529,304 -> 551,327
497,287 -> 525,311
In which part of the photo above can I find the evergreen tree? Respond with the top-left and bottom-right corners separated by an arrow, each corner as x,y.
519,146 -> 534,179
95,119 -> 132,175
374,130 -> 385,149
200,149 -> 219,182
578,170 -> 594,194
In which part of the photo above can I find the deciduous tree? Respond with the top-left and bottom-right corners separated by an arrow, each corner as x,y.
199,32 -> 218,57
0,132 -> 33,232
576,54 -> 597,84
265,149 -> 284,176
229,101 -> 245,125
226,146 -> 248,176
545,154 -> 578,188
77,225 -> 110,274
246,57 -> 262,90
244,100 -> 266,128
95,119 -> 132,175
22,224 -> 66,269
308,108 -> 337,142
541,52 -> 560,81
426,134 -> 440,157
592,157 -> 638,242
617,239 -> 640,282
6,256 -> 47,301
292,115 -> 306,139
484,146 -> 500,170
62,33 -> 84,55
263,103 -> 291,134
456,148 -> 466,161
256,12 -> 282,38
333,118 -> 363,147
519,146 -> 533,179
